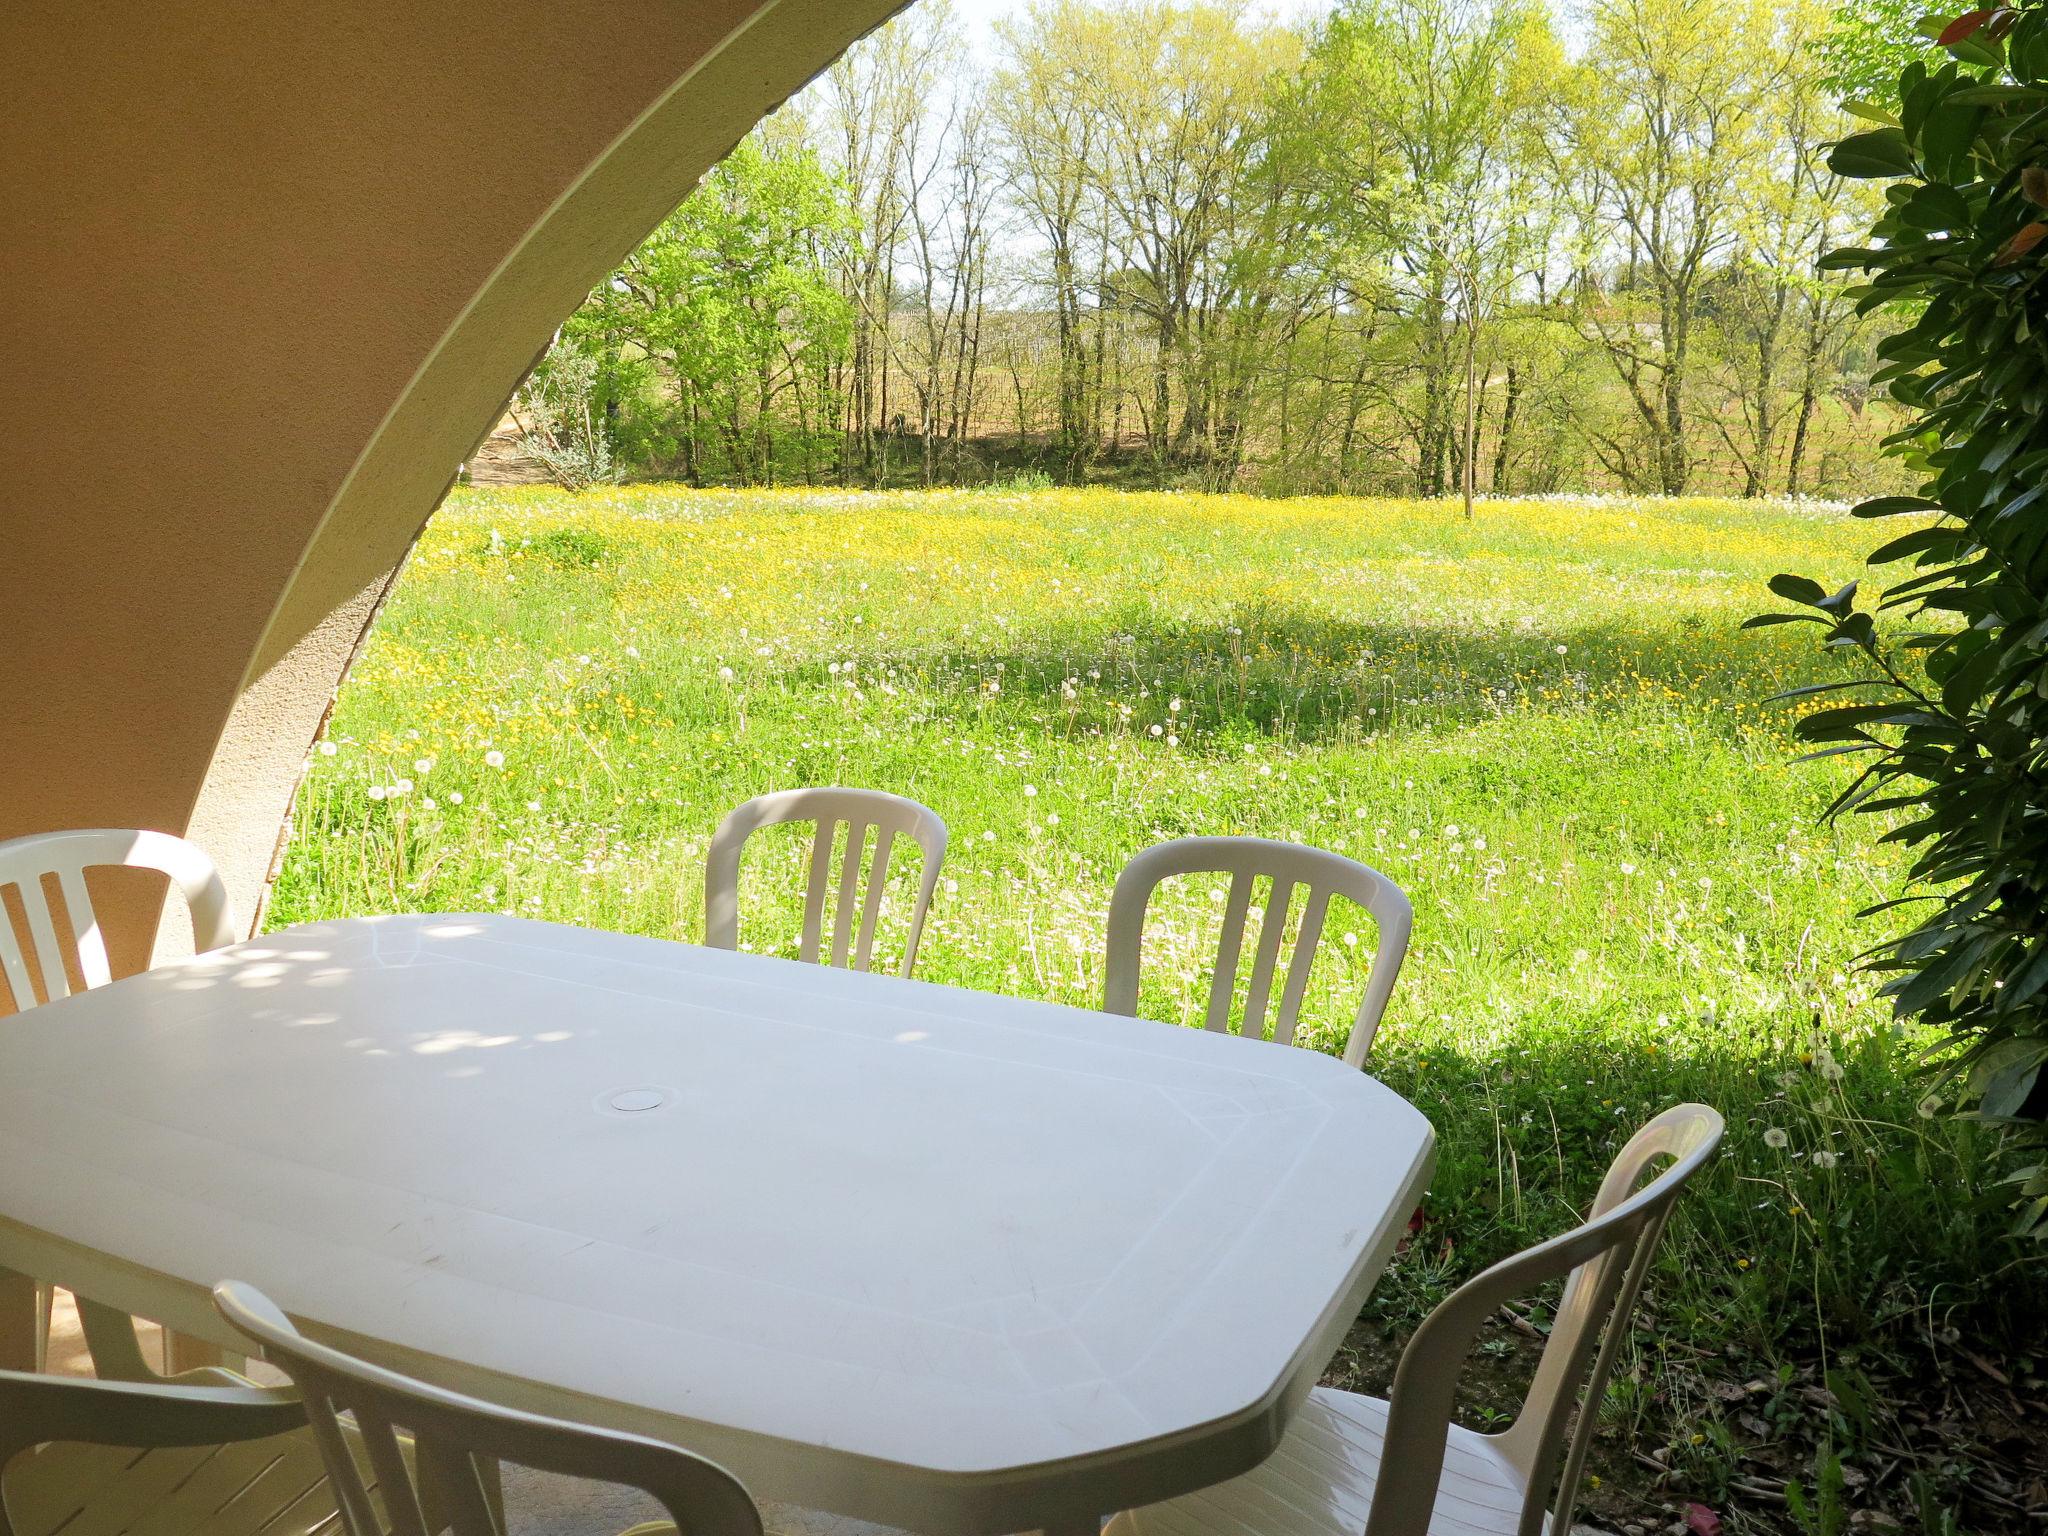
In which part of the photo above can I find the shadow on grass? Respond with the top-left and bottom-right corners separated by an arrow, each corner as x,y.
1350,1021 -> 2031,1358
1326,1024 -> 2041,1531
731,601 -> 1859,751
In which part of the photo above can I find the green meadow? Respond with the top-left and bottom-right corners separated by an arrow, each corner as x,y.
273,485 -> 2042,1531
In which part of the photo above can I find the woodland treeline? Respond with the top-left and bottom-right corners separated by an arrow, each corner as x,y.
513,0 -> 1906,499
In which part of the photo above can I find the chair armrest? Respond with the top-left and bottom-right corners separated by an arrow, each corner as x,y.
0,1368 -> 306,1468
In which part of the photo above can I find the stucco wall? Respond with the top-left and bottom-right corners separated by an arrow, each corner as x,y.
0,1 -> 904,985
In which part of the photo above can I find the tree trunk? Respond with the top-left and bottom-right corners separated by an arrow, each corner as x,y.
1491,365 -> 1521,493
1460,311 -> 1479,521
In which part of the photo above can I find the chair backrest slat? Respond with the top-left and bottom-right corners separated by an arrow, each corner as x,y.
1104,837 -> 1412,1065
19,877 -> 76,1003
855,828 -> 897,971
302,1404 -> 388,1536
0,895 -> 35,1015
215,1283 -> 764,1536
1273,887 -> 1330,1048
1204,871 -> 1256,1032
56,867 -> 113,990
798,823 -> 835,964
828,820 -> 867,968
360,1406 -> 432,1536
0,829 -> 237,1013
706,789 -> 948,978
1361,1104 -> 1724,1536
1239,877 -> 1295,1043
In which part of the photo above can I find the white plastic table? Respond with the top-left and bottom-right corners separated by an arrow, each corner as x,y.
0,914 -> 1434,1535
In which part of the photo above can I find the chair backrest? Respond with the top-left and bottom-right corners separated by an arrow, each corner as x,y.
0,829 -> 237,1012
1364,1104 -> 1725,1536
1102,836 -> 1412,1066
704,788 -> 948,977
213,1283 -> 763,1536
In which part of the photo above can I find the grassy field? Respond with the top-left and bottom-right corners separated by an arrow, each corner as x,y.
274,485 -> 2044,1534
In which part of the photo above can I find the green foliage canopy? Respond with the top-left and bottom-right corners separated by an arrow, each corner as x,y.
574,135 -> 854,482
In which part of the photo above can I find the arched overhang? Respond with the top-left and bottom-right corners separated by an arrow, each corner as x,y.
0,1 -> 907,972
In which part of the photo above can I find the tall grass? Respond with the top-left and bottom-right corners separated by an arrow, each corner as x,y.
275,485 -> 2041,1522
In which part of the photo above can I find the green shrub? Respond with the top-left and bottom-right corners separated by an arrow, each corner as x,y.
1755,4 -> 2048,1232
528,528 -> 610,569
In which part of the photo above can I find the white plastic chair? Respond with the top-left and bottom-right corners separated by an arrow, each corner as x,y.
1103,837 -> 1413,1067
704,789 -> 947,977
0,829 -> 238,1376
1105,1103 -> 1725,1536
215,1281 -> 764,1536
0,828 -> 237,1013
0,1352 -> 339,1536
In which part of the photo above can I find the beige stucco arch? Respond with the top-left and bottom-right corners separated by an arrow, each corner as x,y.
1,1 -> 905,968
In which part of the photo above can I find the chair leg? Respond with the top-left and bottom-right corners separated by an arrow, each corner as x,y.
33,1283 -> 54,1372
0,1269 -> 36,1372
164,1330 -> 229,1374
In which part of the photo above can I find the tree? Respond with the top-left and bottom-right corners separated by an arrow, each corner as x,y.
511,335 -> 620,490
1711,0 -> 1882,497
993,1 -> 1111,470
1822,0 -> 1939,99
576,133 -> 853,484
1308,0 -> 1557,500
1551,0 -> 1772,496
1069,3 -> 1303,476
810,1 -> 963,483
532,0 -> 1907,499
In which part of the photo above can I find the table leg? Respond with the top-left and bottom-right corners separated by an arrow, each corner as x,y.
164,1330 -> 228,1374
0,1268 -> 35,1371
